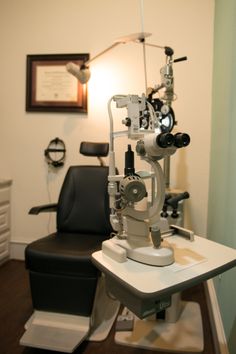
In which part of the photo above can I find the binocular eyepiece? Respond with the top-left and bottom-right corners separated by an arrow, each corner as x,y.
156,132 -> 190,148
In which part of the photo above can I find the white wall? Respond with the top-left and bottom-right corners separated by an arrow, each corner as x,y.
0,0 -> 214,243
208,1 -> 236,351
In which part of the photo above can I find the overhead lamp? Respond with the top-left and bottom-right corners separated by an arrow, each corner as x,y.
66,32 -> 153,84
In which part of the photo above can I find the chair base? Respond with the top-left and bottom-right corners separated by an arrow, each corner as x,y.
115,301 -> 204,353
20,275 -> 120,352
88,274 -> 120,341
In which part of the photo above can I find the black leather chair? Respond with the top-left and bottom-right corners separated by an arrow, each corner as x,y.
25,142 -> 112,317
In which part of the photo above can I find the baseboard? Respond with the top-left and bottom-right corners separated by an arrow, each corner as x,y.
10,240 -> 28,260
204,280 -> 229,354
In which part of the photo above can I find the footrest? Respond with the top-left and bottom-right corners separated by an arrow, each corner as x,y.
20,311 -> 90,353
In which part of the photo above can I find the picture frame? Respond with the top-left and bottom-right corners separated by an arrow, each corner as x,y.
26,53 -> 89,113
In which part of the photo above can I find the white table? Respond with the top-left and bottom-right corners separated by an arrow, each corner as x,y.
92,234 -> 236,319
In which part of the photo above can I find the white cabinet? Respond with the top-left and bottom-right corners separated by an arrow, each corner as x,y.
0,179 -> 12,264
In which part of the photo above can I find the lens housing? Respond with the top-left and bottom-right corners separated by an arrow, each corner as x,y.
174,133 -> 190,148
156,133 -> 174,148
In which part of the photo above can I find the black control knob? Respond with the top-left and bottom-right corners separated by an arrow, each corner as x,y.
123,117 -> 131,127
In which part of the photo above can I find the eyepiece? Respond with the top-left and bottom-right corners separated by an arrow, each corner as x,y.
156,133 -> 174,148
174,133 -> 190,148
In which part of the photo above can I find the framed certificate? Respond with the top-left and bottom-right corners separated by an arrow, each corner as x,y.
26,53 -> 89,113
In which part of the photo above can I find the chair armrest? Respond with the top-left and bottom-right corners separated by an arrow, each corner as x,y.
29,203 -> 58,215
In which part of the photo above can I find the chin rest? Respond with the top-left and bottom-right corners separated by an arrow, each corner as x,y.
21,142 -> 120,352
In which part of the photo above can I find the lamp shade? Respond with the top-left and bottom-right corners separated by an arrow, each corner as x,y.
66,62 -> 91,84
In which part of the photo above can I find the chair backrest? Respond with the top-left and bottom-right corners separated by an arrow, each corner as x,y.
80,141 -> 109,166
56,165 -> 112,236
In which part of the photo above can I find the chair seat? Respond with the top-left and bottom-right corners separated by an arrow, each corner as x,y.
25,233 -> 107,278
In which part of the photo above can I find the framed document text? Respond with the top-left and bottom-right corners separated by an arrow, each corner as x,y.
26,53 -> 89,113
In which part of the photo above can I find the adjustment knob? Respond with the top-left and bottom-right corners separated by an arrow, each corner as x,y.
120,175 -> 147,203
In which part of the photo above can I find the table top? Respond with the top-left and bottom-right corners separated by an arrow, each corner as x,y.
92,235 -> 236,298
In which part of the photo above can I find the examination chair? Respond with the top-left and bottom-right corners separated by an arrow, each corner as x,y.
20,142 -> 120,353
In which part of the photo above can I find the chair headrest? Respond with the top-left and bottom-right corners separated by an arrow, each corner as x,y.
80,142 -> 109,157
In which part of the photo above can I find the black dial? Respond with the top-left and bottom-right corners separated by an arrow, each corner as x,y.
149,98 -> 176,133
